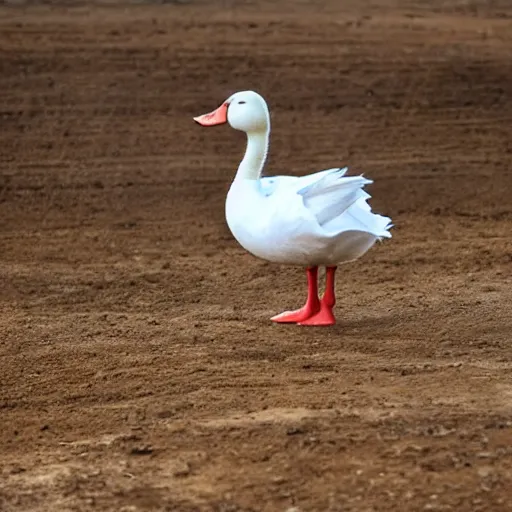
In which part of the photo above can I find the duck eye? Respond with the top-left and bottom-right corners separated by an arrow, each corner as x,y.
238,101 -> 246,105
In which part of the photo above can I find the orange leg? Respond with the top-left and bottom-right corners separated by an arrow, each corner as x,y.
298,266 -> 337,326
270,266 -> 321,323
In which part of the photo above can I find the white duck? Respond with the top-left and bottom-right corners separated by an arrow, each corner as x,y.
194,91 -> 392,326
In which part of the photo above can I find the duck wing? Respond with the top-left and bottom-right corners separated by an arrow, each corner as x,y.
296,168 -> 371,227
260,167 -> 390,237
259,167 -> 346,198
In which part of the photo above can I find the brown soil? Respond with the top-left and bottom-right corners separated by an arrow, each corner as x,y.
1,1 -> 512,511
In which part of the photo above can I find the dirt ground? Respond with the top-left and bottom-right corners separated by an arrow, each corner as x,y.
1,1 -> 512,510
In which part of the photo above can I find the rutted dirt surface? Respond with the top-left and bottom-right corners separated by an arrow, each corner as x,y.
1,1 -> 512,511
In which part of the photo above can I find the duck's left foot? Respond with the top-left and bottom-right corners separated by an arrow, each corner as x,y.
298,303 -> 336,326
270,303 -> 320,324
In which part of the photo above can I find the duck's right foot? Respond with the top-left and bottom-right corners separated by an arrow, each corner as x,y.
298,302 -> 336,326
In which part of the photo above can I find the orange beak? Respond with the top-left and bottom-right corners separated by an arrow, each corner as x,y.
193,102 -> 229,127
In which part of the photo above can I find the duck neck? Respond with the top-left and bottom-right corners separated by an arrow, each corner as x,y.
235,129 -> 270,181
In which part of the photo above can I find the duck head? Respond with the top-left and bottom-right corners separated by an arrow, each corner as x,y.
194,91 -> 270,133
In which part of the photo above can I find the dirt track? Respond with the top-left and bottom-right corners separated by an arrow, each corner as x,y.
1,1 -> 512,511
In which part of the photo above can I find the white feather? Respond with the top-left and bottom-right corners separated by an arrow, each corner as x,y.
297,168 -> 372,226
226,166 -> 392,266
